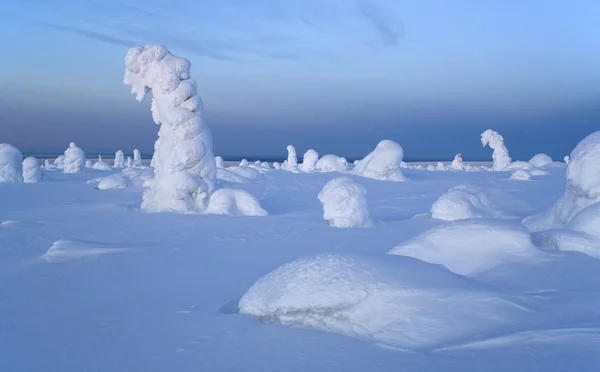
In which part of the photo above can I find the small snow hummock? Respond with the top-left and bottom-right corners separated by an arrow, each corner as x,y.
23,157 -> 41,183
316,154 -> 348,173
133,149 -> 143,167
97,174 -> 128,190
42,239 -> 131,263
54,155 -> 65,169
0,143 -> 23,183
481,129 -> 511,171
125,44 -> 217,213
63,142 -> 85,174
92,155 -> 112,171
299,149 -> 319,172
215,156 -> 225,168
318,177 -> 372,228
205,188 -> 268,216
389,219 -> 544,276
351,140 -> 405,181
254,160 -> 261,166
285,145 -> 298,171
239,159 -> 249,167
113,150 -> 125,169
529,153 -> 553,168
238,253 -> 528,349
510,169 -> 532,181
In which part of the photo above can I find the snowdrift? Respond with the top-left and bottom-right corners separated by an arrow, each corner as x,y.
205,188 -> 268,217
42,239 -> 131,263
351,140 -> 405,181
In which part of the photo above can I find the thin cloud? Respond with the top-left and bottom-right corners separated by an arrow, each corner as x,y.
356,0 -> 404,46
33,21 -> 140,48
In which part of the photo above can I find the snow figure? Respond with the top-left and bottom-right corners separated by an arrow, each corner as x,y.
299,149 -> 319,172
240,159 -> 249,167
133,149 -> 142,167
0,144 -> 23,183
285,145 -> 298,171
215,156 -> 225,168
126,157 -> 133,168
22,157 -> 41,183
54,155 -> 65,169
316,154 -> 348,172
451,153 -> 464,170
351,140 -> 405,181
113,150 -> 125,168
564,155 -> 570,164
272,162 -> 281,170
85,159 -> 93,168
124,45 -> 217,213
318,177 -> 372,228
63,142 -> 85,174
481,129 -> 511,171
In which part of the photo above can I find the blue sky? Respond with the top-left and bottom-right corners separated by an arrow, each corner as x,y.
1,0 -> 599,160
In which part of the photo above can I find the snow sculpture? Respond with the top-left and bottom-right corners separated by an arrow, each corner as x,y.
54,155 -> 65,169
113,150 -> 125,168
351,140 -> 405,181
23,156 -> 41,183
481,129 -> 511,171
124,44 -> 217,213
529,153 -> 553,168
63,142 -> 85,174
451,153 -> 464,170
240,159 -> 249,167
318,177 -> 372,228
205,188 -> 268,216
285,145 -> 298,171
316,154 -> 348,173
0,144 -> 23,183
215,156 -> 225,168
133,149 -> 142,167
299,149 -> 319,172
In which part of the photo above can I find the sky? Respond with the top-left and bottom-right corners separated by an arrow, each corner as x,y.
1,0 -> 599,160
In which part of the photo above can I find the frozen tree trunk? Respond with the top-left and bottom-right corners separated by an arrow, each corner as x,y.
481,129 -> 511,171
124,45 -> 216,213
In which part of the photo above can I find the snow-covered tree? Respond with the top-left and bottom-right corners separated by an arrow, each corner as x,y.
351,140 -> 405,181
272,162 -> 281,170
63,142 -> 85,174
124,45 -> 216,213
113,150 -> 125,169
299,149 -> 319,172
54,155 -> 65,169
133,149 -> 142,167
254,160 -> 261,166
318,177 -> 372,228
564,155 -> 570,164
215,156 -> 224,168
0,144 -> 23,183
85,159 -> 93,168
126,157 -> 133,168
316,154 -> 348,173
481,130 -> 511,171
285,145 -> 298,171
240,159 -> 249,167
23,157 -> 41,183
261,162 -> 270,169
451,153 -> 464,170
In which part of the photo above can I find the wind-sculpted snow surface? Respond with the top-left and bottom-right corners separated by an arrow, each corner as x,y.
22,157 -> 41,183
529,153 -> 553,168
351,140 -> 404,181
63,143 -> 85,174
389,219 -> 544,276
299,149 -> 318,172
481,129 -> 511,170
124,44 -> 216,213
0,143 -> 23,183
316,154 -> 348,172
205,188 -> 268,216
318,177 -> 372,228
93,168 -> 155,190
430,184 -> 534,221
42,239 -> 131,263
239,254 -> 528,349
510,169 -> 532,181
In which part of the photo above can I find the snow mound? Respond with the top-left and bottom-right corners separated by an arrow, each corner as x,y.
92,156 -> 112,171
529,153 -> 553,168
299,149 -> 319,172
205,188 -> 267,216
351,140 -> 404,181
95,168 -> 154,190
431,184 -> 533,221
260,162 -> 270,169
43,159 -> 56,170
510,169 -> 532,181
126,157 -> 133,168
316,154 -> 348,173
239,253 -> 528,349
272,162 -> 281,170
97,174 -> 128,190
63,143 -> 85,174
0,144 -> 23,183
42,239 -> 131,263
318,177 -> 372,228
239,159 -> 249,167
389,219 -> 543,276
23,157 -> 41,183
226,166 -> 262,181
85,159 -> 93,168
481,129 -> 511,170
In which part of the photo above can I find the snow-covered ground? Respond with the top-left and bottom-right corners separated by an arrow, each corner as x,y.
2,159 -> 600,371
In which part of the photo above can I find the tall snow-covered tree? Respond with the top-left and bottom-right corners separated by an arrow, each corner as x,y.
481,129 -> 511,171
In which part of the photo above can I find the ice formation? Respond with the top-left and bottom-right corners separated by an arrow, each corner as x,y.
351,140 -> 404,181
318,177 -> 372,228
529,153 -> 553,168
133,149 -> 142,167
23,157 -> 41,183
451,153 -> 464,170
215,156 -> 224,168
113,150 -> 125,169
481,129 -> 511,170
54,155 -> 65,169
239,253 -> 528,349
285,145 -> 298,171
316,154 -> 348,173
124,44 -> 217,213
299,149 -> 319,172
63,142 -> 85,174
92,155 -> 112,171
205,188 -> 268,216
0,144 -> 23,183
389,219 -> 543,276
510,169 -> 532,181
430,184 -> 533,221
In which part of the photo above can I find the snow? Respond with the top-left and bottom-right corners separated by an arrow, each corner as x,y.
113,150 -> 126,168
285,145 -> 298,171
205,188 -> 268,217
85,159 -> 93,168
53,154 -> 65,169
529,153 -> 553,168
299,149 -> 319,172
133,149 -> 142,167
481,129 -> 511,170
510,169 -> 532,181
389,219 -> 544,276
316,154 -> 348,172
0,143 -> 23,183
450,153 -> 464,170
126,156 -> 133,168
44,159 -> 56,169
92,155 -> 112,171
318,177 -> 372,228
63,142 -> 85,174
22,156 -> 41,183
124,45 -> 217,213
42,239 -> 132,263
214,156 -> 224,168
351,140 -> 405,181
272,161 -> 281,170
239,159 -> 249,167
97,174 -> 129,190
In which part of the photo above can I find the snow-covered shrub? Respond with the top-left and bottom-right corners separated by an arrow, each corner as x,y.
215,156 -> 224,168
450,153 -> 464,170
430,184 -> 533,221
0,144 -> 23,183
318,177 -> 372,228
113,150 -> 125,169
133,149 -> 142,167
85,159 -> 93,168
351,140 -> 404,181
389,219 -> 543,276
205,188 -> 268,216
299,149 -> 319,172
272,162 -> 281,170
529,153 -> 553,168
92,155 -> 112,171
23,157 -> 41,183
124,44 -> 217,213
54,155 -> 65,169
510,169 -> 532,181
285,145 -> 298,171
63,142 -> 85,174
254,160 -> 261,166
481,129 -> 511,171
239,253 -> 527,349
436,162 -> 447,171
43,159 -> 56,169
239,159 -> 249,167
316,154 -> 348,173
